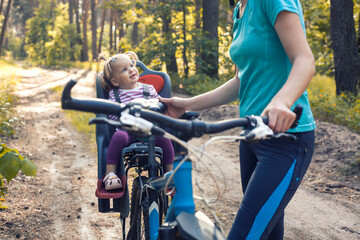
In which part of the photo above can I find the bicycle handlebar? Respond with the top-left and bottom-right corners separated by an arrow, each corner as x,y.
61,80 -> 302,139
62,79 -> 126,115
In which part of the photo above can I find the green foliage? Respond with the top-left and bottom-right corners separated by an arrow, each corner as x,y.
302,0 -> 333,76
0,174 -> 6,209
25,1 -> 81,66
308,75 -> 360,133
0,60 -> 37,209
0,59 -> 21,137
7,37 -> 27,59
170,72 -> 232,96
0,140 -> 37,209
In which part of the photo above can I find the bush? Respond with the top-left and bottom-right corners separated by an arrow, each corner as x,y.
0,60 -> 37,209
0,59 -> 20,137
170,73 -> 232,96
308,75 -> 360,133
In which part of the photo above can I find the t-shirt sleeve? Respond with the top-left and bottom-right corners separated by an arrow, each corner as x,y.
261,0 -> 300,26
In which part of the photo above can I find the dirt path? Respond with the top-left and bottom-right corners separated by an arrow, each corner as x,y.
1,68 -> 359,239
1,68 -> 123,239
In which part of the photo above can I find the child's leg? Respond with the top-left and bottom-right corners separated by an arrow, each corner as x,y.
105,130 -> 131,175
155,136 -> 174,172
104,130 -> 134,190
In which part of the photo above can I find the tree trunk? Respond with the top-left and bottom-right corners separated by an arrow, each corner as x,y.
69,0 -> 73,24
182,0 -> 189,77
194,0 -> 201,73
0,0 -> 13,56
330,0 -> 360,95
98,6 -> 106,54
161,0 -> 178,74
91,0 -> 97,60
50,0 -> 56,29
119,14 -> 125,52
50,0 -> 54,17
109,9 -> 113,52
68,0 -> 75,60
114,11 -> 117,51
202,0 -> 219,77
131,21 -> 139,47
75,0 -> 81,35
81,0 -> 89,61
0,0 -> 5,15
358,11 -> 360,54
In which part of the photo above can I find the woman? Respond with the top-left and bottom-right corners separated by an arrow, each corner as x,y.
160,0 -> 316,239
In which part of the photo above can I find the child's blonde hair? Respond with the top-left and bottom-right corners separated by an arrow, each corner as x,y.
98,51 -> 139,92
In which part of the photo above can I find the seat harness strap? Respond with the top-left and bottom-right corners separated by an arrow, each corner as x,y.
113,84 -> 150,103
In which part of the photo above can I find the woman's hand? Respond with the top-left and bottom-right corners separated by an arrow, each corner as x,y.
159,96 -> 189,118
261,102 -> 296,133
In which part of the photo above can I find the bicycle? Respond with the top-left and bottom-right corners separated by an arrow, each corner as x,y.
93,61 -> 172,240
61,79 -> 302,239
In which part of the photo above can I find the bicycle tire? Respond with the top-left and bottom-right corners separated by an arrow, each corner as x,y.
128,176 -> 149,240
128,176 -> 167,240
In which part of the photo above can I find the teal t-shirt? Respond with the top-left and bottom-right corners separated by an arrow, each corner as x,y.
229,0 -> 316,132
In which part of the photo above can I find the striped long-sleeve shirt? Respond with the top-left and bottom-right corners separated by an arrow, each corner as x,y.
108,83 -> 159,121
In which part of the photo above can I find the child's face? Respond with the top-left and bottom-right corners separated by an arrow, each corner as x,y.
110,55 -> 139,90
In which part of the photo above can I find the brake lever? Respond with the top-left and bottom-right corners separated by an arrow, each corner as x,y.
89,117 -> 122,127
270,133 -> 297,141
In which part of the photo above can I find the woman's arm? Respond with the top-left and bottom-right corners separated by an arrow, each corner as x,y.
187,69 -> 240,110
262,10 -> 316,133
160,68 -> 240,118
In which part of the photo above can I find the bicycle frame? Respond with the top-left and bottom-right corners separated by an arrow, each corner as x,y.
150,137 -> 225,240
165,146 -> 195,222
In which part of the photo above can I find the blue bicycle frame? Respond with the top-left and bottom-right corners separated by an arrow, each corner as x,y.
147,144 -> 194,239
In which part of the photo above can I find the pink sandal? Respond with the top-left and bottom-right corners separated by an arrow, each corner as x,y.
103,172 -> 123,190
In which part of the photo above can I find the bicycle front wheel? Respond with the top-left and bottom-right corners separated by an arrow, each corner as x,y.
128,176 -> 150,240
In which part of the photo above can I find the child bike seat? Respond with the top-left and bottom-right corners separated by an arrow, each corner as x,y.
95,61 -> 171,215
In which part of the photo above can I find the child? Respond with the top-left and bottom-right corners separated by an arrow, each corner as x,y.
99,51 -> 174,190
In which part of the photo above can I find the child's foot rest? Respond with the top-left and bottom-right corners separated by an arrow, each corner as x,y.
95,175 -> 126,199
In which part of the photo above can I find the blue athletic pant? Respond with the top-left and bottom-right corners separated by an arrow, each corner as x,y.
228,131 -> 315,240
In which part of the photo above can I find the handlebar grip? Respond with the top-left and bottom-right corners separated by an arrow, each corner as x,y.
61,79 -> 124,115
262,116 -> 269,125
261,105 -> 303,129
152,102 -> 167,114
61,79 -> 78,109
290,104 -> 303,129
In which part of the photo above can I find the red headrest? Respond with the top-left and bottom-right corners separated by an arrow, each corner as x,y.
138,75 -> 165,93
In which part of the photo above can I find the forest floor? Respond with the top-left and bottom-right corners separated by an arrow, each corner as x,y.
0,67 -> 359,240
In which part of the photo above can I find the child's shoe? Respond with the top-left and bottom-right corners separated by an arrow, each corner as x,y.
103,172 -> 123,190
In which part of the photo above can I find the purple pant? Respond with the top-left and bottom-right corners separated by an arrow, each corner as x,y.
106,130 -> 174,166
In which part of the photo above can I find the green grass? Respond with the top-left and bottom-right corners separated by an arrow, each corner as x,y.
0,59 -> 23,137
308,75 -> 360,133
52,86 -> 96,147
